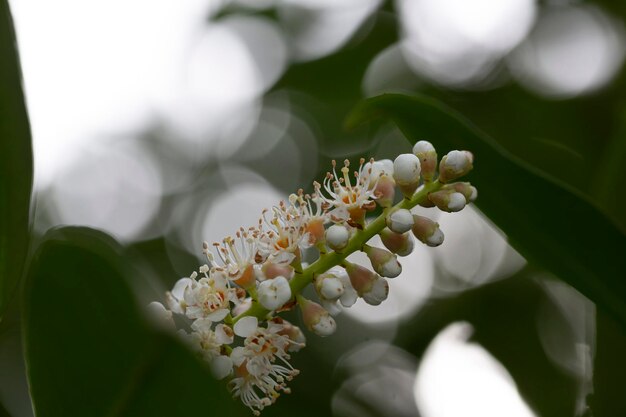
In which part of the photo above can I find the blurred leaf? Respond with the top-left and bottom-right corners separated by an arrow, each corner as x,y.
0,0 -> 33,319
23,227 -> 247,417
347,93 -> 626,328
595,107 -> 626,232
0,401 -> 9,417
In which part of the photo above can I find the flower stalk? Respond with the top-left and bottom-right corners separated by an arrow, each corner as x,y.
151,143 -> 476,415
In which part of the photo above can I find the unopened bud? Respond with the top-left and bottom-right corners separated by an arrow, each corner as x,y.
439,150 -> 473,183
412,215 -> 444,247
379,228 -> 415,257
326,224 -> 350,251
314,271 -> 345,301
428,190 -> 467,212
373,174 -> 396,208
258,276 -> 292,311
386,208 -> 414,233
298,296 -> 336,337
444,182 -> 477,203
393,153 -> 421,197
413,140 -> 437,182
363,245 -> 402,278
345,262 -> 389,306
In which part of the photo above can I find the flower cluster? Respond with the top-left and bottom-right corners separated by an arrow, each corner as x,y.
150,141 -> 476,415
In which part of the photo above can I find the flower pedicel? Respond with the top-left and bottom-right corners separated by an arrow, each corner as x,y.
150,141 -> 477,415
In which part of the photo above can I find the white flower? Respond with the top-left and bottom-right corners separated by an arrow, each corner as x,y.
315,158 -> 378,225
183,272 -> 231,322
257,276 -> 292,311
165,277 -> 192,314
228,322 -> 301,415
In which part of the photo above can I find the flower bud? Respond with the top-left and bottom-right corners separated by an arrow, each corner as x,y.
257,276 -> 292,311
326,224 -> 350,251
363,245 -> 402,278
386,208 -> 414,233
444,182 -> 477,203
412,215 -> 444,247
373,174 -> 396,208
393,153 -> 421,197
439,150 -> 473,183
413,140 -> 437,182
345,262 -> 389,306
428,190 -> 467,212
298,296 -> 336,337
380,228 -> 415,257
314,269 -> 345,301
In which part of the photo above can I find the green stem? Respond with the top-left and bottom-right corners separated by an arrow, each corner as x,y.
233,180 -> 442,323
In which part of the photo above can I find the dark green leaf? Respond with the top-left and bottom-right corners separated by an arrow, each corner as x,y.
347,93 -> 626,327
23,227 -> 246,417
0,0 -> 33,318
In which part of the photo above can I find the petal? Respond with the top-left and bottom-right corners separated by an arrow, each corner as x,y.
191,318 -> 213,332
215,324 -> 234,345
234,316 -> 258,338
230,347 -> 246,366
206,308 -> 230,322
210,355 -> 233,380
171,278 -> 192,300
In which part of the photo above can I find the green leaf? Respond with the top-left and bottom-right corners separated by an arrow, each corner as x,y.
347,93 -> 626,327
0,0 -> 34,318
23,227 -> 246,417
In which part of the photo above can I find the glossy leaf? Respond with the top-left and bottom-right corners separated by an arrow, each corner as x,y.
0,0 -> 33,318
347,93 -> 626,326
23,227 -> 246,417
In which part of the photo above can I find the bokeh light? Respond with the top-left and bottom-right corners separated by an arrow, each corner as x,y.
510,4 -> 626,98
414,322 -> 537,417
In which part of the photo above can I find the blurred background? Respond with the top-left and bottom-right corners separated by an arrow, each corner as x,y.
2,0 -> 626,416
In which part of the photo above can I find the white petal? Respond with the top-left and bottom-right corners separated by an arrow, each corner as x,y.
329,206 -> 349,223
210,355 -> 233,380
206,308 -> 230,322
171,278 -> 192,300
215,324 -> 234,345
230,347 -> 246,366
271,251 -> 296,265
191,318 -> 213,332
234,316 -> 258,337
